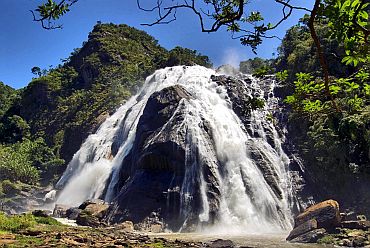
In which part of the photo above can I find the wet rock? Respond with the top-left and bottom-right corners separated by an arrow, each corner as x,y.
79,199 -> 106,210
357,215 -> 367,221
66,207 -> 82,220
106,85 -> 221,230
117,221 -> 134,232
343,239 -> 352,246
44,190 -> 57,203
76,200 -> 109,227
343,211 -> 358,221
341,220 -> 370,230
207,239 -> 235,248
294,200 -> 341,229
211,75 -> 253,124
133,215 -> 165,233
32,209 -> 50,217
352,236 -> 366,247
149,224 -> 163,233
287,219 -> 318,241
290,228 -> 326,243
83,202 -> 109,218
20,229 -> 44,236
76,210 -> 101,227
53,204 -> 69,218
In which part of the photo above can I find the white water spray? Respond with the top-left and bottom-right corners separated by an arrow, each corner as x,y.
55,66 -> 293,232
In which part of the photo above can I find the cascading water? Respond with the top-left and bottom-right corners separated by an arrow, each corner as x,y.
55,65 -> 295,233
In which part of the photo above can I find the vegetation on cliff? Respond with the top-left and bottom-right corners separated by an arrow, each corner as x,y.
272,15 -> 370,204
0,23 -> 212,188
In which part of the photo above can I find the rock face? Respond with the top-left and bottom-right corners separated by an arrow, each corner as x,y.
57,66 -> 303,232
105,85 -> 208,230
101,69 -> 299,230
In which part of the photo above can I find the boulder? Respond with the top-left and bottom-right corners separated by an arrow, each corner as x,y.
53,204 -> 69,218
43,190 -> 57,203
84,202 -> 109,218
289,228 -> 326,243
294,200 -> 341,229
117,221 -> 134,232
78,199 -> 106,210
76,210 -> 101,227
341,220 -> 370,230
32,209 -> 50,217
286,219 -> 317,241
66,207 -> 82,220
208,239 -> 235,248
75,199 -> 110,227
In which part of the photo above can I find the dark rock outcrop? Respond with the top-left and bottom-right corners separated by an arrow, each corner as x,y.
105,85 -> 222,230
210,75 -> 253,124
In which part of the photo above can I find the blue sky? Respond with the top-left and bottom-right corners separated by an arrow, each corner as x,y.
0,0 -> 313,89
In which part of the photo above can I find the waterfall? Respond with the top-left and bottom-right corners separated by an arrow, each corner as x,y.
55,65 -> 294,232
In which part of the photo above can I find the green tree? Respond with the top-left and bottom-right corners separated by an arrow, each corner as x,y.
0,115 -> 30,143
165,46 -> 213,68
239,58 -> 272,74
31,66 -> 42,77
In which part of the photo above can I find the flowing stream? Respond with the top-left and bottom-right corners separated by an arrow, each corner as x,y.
55,65 -> 296,233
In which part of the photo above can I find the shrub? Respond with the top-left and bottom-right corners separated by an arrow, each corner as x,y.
34,216 -> 61,225
1,180 -> 21,196
0,212 -> 36,232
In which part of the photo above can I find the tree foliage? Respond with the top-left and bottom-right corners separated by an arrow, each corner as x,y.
0,138 -> 63,185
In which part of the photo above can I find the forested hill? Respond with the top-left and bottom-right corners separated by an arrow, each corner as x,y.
0,23 -> 212,186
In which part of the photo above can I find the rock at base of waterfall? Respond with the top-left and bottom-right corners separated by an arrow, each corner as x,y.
116,221 -> 134,232
341,220 -> 370,230
66,207 -> 82,220
79,200 -> 109,218
32,209 -> 50,217
133,214 -> 165,233
287,199 -> 370,246
286,219 -> 317,241
75,199 -> 110,227
207,239 -> 235,248
287,200 -> 340,243
289,228 -> 326,243
294,199 -> 341,228
76,211 -> 103,227
53,204 -> 69,218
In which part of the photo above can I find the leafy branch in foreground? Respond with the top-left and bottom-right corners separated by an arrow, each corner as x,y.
282,68 -> 369,115
31,0 -> 78,29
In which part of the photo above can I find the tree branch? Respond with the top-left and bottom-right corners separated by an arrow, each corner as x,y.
31,0 -> 79,29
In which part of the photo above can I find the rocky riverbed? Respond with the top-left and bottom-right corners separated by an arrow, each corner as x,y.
0,223 -> 204,248
0,223 -> 327,248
